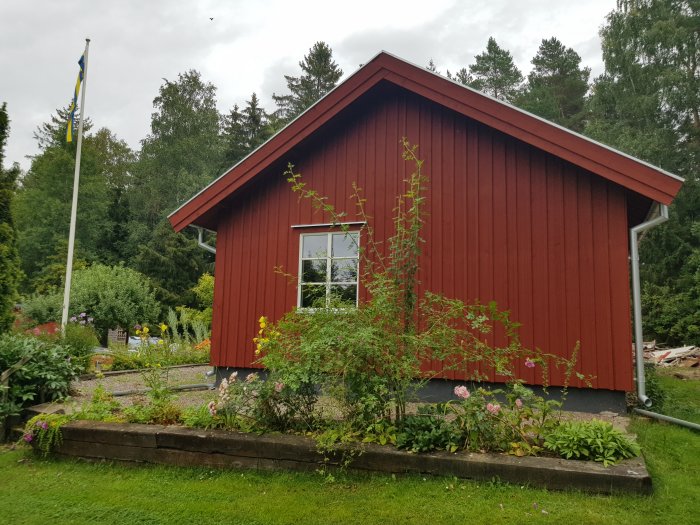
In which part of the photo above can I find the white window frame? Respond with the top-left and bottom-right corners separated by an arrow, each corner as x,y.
297,231 -> 360,309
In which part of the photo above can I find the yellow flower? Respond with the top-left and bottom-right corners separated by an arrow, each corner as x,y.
135,329 -> 141,335
142,326 -> 150,334
258,316 -> 266,324
157,339 -> 165,346
160,323 -> 168,333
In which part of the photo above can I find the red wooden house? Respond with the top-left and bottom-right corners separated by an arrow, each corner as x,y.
169,52 -> 682,409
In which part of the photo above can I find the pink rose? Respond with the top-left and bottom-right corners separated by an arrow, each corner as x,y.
486,403 -> 501,415
274,382 -> 284,393
515,398 -> 523,409
524,358 -> 535,369
453,385 -> 470,399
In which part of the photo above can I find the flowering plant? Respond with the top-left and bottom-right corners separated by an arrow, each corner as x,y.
22,413 -> 71,457
208,370 -> 317,432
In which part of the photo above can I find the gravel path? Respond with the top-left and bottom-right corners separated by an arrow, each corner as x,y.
70,365 -> 215,409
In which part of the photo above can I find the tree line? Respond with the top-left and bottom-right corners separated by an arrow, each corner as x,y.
0,0 -> 698,345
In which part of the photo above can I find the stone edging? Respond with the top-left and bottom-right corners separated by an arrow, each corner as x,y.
52,421 -> 652,494
78,363 -> 211,380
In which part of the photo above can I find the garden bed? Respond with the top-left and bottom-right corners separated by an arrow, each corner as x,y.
51,420 -> 651,494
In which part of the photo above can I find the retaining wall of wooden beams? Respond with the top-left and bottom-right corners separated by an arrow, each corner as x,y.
53,421 -> 652,494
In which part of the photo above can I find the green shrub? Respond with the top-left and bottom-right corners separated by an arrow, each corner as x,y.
123,399 -> 181,425
0,334 -> 80,424
62,323 -> 99,373
543,420 -> 641,466
69,264 -> 161,341
21,292 -> 62,324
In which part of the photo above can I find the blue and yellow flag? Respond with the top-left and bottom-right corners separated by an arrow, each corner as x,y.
66,54 -> 85,143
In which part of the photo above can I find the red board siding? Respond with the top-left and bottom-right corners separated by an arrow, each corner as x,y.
211,88 -> 634,391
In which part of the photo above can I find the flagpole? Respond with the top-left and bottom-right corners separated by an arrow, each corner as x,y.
61,38 -> 90,332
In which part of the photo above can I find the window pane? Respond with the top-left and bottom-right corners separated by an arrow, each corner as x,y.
332,233 -> 358,257
302,259 -> 327,283
331,259 -> 357,282
300,285 -> 327,308
329,284 -> 357,306
302,235 -> 327,258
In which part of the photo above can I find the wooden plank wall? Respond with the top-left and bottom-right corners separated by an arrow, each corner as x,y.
211,87 -> 633,391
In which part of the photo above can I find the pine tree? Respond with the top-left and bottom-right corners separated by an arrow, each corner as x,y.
0,102 -> 21,331
273,42 -> 343,123
468,37 -> 523,102
453,68 -> 472,86
517,38 -> 590,131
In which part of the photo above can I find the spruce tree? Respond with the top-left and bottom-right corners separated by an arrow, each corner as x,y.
517,38 -> 590,131
273,42 -> 343,123
242,93 -> 270,151
221,104 -> 247,169
221,93 -> 272,169
0,103 -> 21,332
468,37 -> 523,102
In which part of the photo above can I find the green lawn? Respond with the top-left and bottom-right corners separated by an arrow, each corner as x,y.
1,375 -> 698,525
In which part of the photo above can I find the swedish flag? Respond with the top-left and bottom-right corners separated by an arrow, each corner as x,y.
66,54 -> 85,143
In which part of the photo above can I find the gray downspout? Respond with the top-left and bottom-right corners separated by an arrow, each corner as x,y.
630,203 -> 668,408
196,227 -> 216,254
194,226 -> 217,381
627,205 -> 699,432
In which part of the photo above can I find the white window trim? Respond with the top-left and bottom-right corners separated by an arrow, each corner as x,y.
291,221 -> 366,229
297,231 -> 360,309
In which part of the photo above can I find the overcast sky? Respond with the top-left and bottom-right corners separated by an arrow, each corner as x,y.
1,0 -> 617,171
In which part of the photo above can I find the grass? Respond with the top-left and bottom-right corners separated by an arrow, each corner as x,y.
1,375 -> 698,525
653,369 -> 700,424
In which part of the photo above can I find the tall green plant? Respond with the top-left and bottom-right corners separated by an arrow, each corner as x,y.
258,139 -> 584,427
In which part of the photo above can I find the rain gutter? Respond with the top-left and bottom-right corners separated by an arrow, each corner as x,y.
630,203 -> 668,408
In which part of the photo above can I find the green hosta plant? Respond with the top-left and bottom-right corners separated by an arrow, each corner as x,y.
543,420 -> 641,466
396,404 -> 463,453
